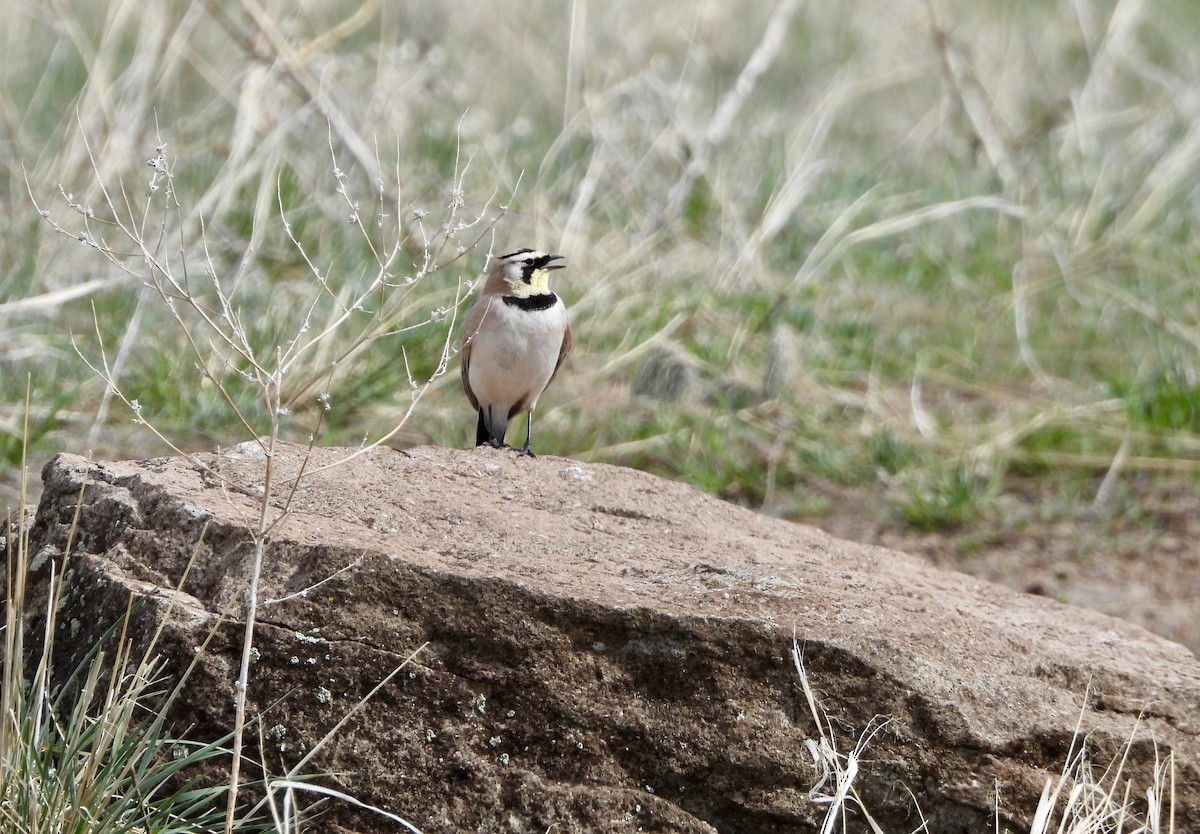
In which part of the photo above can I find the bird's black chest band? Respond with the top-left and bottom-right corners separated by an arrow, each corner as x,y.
503,293 -> 558,312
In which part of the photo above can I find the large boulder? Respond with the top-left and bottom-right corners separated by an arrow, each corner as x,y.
26,444 -> 1200,833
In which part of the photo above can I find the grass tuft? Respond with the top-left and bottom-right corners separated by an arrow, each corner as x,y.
1,384 -> 254,834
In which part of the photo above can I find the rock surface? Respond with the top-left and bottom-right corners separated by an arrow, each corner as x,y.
26,443 -> 1200,833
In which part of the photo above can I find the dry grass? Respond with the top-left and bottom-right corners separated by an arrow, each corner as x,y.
793,640 -> 1177,834
5,1 -> 1200,522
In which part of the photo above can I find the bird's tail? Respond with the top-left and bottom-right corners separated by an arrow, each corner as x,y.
476,409 -> 507,447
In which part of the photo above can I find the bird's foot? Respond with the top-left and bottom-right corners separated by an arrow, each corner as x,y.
516,443 -> 536,458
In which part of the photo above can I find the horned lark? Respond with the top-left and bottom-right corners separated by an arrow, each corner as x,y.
461,248 -> 571,456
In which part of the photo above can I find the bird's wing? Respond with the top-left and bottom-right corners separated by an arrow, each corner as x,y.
460,299 -> 488,410
546,321 -> 572,389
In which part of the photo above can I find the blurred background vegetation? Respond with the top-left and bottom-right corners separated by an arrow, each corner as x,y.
3,0 -> 1199,599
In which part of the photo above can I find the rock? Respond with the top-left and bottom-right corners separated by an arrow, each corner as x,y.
25,444 -> 1200,833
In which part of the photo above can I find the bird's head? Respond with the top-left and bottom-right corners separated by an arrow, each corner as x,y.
495,248 -> 566,297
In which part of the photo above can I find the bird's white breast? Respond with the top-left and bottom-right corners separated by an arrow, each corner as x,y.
468,297 -> 567,413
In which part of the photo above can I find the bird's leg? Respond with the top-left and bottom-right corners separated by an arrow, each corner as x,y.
517,412 -> 536,457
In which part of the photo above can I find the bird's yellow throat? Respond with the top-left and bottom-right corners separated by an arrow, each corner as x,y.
508,267 -> 554,298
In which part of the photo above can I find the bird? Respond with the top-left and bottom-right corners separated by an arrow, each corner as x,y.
460,247 -> 572,456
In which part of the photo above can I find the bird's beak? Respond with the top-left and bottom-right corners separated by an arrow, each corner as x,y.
543,254 -> 566,271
